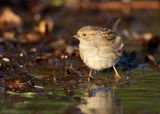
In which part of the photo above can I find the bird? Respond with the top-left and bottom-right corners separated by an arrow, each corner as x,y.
74,19 -> 124,81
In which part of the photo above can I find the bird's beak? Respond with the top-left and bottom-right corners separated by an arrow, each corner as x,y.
73,34 -> 79,39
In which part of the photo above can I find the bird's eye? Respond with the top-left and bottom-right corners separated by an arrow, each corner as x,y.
83,33 -> 86,36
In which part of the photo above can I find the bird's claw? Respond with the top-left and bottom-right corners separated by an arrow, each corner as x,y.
85,75 -> 93,82
114,75 -> 121,82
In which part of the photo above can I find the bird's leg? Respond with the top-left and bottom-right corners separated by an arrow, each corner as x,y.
113,66 -> 121,81
89,69 -> 93,78
85,68 -> 93,81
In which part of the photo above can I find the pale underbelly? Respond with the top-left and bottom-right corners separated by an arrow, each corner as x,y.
80,50 -> 118,71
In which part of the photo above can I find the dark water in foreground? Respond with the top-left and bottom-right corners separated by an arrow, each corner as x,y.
0,70 -> 159,114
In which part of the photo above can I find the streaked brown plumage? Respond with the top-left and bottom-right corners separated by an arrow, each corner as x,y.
74,19 -> 124,81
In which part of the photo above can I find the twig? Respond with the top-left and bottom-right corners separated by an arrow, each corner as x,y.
80,1 -> 160,10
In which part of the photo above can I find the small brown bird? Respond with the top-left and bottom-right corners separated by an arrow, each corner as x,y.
74,19 -> 124,81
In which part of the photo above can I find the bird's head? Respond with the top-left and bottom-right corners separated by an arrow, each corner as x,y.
74,25 -> 116,44
73,18 -> 121,45
74,26 -> 99,43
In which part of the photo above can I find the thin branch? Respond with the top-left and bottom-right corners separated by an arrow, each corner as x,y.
80,1 -> 160,10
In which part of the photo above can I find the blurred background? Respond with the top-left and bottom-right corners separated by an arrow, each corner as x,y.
0,0 -> 160,114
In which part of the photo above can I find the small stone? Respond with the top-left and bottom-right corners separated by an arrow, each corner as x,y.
64,55 -> 68,59
61,55 -> 68,59
19,53 -> 24,57
31,48 -> 37,52
2,57 -> 10,62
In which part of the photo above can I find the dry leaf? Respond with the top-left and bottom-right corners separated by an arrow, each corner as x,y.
0,7 -> 23,26
37,18 -> 54,34
25,32 -> 41,42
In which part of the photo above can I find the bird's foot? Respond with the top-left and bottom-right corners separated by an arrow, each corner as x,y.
84,75 -> 93,82
113,66 -> 121,82
114,74 -> 121,82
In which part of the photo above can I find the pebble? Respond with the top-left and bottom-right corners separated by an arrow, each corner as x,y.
2,57 -> 10,62
19,53 -> 24,57
30,48 -> 37,52
61,55 -> 68,59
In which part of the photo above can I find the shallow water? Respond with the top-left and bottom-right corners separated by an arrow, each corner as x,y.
0,70 -> 159,114
116,70 -> 160,114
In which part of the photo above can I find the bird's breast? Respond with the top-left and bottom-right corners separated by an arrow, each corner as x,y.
79,44 -> 118,70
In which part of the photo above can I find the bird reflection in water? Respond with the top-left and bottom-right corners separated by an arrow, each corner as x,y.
78,88 -> 121,114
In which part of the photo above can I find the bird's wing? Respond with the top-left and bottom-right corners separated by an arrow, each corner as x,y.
99,27 -> 117,40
